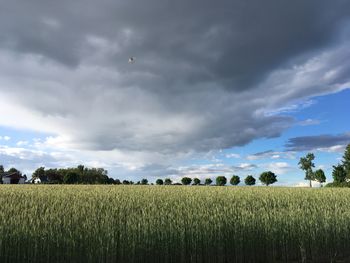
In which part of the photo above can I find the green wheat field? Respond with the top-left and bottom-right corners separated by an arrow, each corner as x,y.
1,185 -> 350,263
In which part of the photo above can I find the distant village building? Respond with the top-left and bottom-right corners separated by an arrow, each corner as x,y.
2,172 -> 26,184
33,178 -> 41,184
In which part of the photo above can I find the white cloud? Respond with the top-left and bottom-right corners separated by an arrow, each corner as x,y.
16,140 -> 29,146
264,162 -> 292,175
297,119 -> 321,126
225,153 -> 241,159
247,150 -> 296,160
317,145 -> 347,153
236,163 -> 257,170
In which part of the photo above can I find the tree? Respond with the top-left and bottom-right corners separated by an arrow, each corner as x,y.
156,179 -> 164,185
342,144 -> 350,179
216,176 -> 227,186
122,180 -> 130,185
332,164 -> 347,183
32,167 -> 47,182
45,169 -> 62,183
114,179 -> 121,185
7,167 -> 22,176
193,178 -> 201,185
107,178 -> 116,184
181,177 -> 192,185
314,169 -> 326,186
141,178 -> 148,185
0,165 -> 4,184
259,171 -> 277,186
298,153 -> 315,187
77,165 -> 84,175
204,178 -> 212,185
164,178 -> 172,185
63,171 -> 79,184
230,175 -> 240,186
244,175 -> 256,186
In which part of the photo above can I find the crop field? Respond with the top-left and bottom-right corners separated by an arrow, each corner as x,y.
1,185 -> 350,263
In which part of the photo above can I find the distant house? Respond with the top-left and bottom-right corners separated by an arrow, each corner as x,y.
2,172 -> 26,184
33,178 -> 41,184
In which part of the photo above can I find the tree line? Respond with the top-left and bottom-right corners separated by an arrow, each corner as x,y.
144,171 -> 277,186
0,165 -> 114,185
299,144 -> 350,187
0,164 -> 278,186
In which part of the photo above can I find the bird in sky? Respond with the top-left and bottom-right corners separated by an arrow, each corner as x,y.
128,57 -> 135,63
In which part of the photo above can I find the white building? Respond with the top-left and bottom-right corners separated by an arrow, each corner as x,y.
33,178 -> 41,184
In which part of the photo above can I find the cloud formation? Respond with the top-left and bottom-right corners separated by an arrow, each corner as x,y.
247,150 -> 296,160
0,0 -> 349,175
286,133 -> 350,152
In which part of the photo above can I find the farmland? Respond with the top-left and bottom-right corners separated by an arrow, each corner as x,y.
1,185 -> 350,262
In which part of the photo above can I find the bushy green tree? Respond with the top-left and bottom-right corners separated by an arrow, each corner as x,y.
204,178 -> 212,185
63,171 -> 79,184
122,180 -> 130,185
141,178 -> 148,185
332,164 -> 346,183
45,169 -> 62,183
114,179 -> 121,185
342,144 -> 350,179
230,175 -> 240,186
193,178 -> 201,185
216,176 -> 227,186
164,178 -> 172,185
299,153 -> 315,187
244,175 -> 256,186
181,177 -> 192,185
0,165 -> 3,184
259,171 -> 277,186
156,179 -> 164,185
314,169 -> 326,186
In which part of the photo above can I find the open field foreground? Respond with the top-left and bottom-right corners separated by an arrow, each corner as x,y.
1,186 -> 350,263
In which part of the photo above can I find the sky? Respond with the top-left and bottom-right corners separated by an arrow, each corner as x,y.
0,0 -> 349,185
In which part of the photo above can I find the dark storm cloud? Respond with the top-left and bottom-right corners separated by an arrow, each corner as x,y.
285,133 -> 350,152
0,0 -> 349,88
0,0 -> 349,163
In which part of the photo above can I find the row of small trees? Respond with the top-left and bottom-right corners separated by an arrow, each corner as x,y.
299,144 -> 350,187
135,171 -> 277,186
